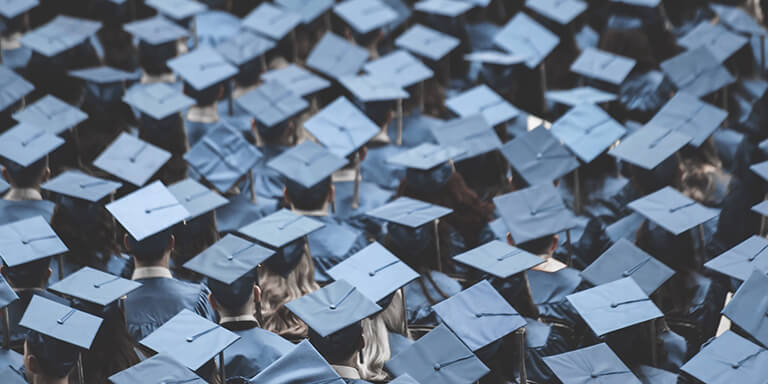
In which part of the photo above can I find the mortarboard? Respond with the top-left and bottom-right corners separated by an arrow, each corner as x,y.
390,374 -> 420,384
0,65 -> 34,112
69,66 -> 140,105
238,208 -> 324,248
20,295 -> 103,349
12,95 -> 87,136
144,0 -> 206,22
93,132 -> 171,187
261,64 -> 330,97
429,114 -> 501,162
364,50 -> 434,88
754,160 -> 768,183
543,343 -> 641,384
0,0 -> 37,19
236,81 -> 308,129
0,123 -> 64,167
41,170 -> 122,203
722,270 -> 768,347
250,340 -> 345,383
463,50 -> 527,66
581,239 -> 674,295
525,0 -> 587,25
268,140 -> 348,189
432,279 -> 525,351
711,4 -> 766,37
216,30 -> 275,67
570,47 -> 637,86
628,186 -> 719,236
327,242 -> 418,303
546,86 -> 617,107
215,194 -> 279,235
501,126 -> 579,185
0,274 -> 18,309
445,84 -> 519,126
567,277 -> 663,337
306,32 -> 369,80
636,365 -> 677,384
167,178 -> 228,220
681,331 -> 768,384
106,181 -> 190,241
493,12 -> 559,69
395,24 -> 459,62
385,325 -> 490,384
0,216 -> 67,267
660,46 -> 735,98
183,233 -> 273,284
140,309 -> 240,370
493,183 -> 576,244
275,0 -> 335,24
679,22 -> 748,64
242,3 -> 302,41
0,349 -> 25,384
608,124 -> 691,170
48,267 -> 141,307
752,200 -> 768,217
610,0 -> 660,6
705,236 -> 768,283
20,15 -> 101,57
333,0 -> 398,35
123,16 -> 190,46
453,240 -> 544,279
387,143 -> 463,170
413,0 -> 474,17
303,96 -> 380,158
550,103 -> 626,163
122,82 -> 195,121
167,47 -> 238,91
108,353 -> 206,384
646,92 -> 727,147
366,197 -> 452,228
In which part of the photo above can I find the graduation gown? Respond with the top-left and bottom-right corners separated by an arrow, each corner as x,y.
308,215 -> 370,284
0,199 -> 55,225
404,271 -> 461,326
527,267 -> 584,327
221,320 -> 294,379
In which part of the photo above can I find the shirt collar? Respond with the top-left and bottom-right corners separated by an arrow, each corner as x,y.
187,104 -> 219,124
140,71 -> 177,84
219,314 -> 260,326
532,254 -> 567,273
3,188 -> 43,201
290,202 -> 329,217
132,266 -> 173,280
331,364 -> 362,379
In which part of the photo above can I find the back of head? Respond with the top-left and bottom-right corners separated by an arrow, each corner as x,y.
185,82 -> 222,106
3,258 -> 50,288
517,235 -> 556,256
51,195 -> 120,268
285,177 -> 332,211
309,322 -> 364,364
2,157 -> 48,189
26,331 -> 80,379
139,41 -> 177,76
139,113 -> 189,155
208,270 -> 258,312
127,228 -> 173,265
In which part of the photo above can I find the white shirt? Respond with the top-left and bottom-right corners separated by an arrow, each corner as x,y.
131,266 -> 173,280
331,364 -> 362,379
219,314 -> 259,326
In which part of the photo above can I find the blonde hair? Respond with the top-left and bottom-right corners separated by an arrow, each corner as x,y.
356,289 -> 409,381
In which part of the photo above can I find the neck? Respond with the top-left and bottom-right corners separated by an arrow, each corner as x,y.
31,375 -> 69,384
4,187 -> 43,201
289,200 -> 330,217
133,252 -> 171,269
187,104 -> 219,123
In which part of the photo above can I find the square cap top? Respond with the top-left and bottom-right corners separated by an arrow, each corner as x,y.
413,0 -> 473,17
647,92 -> 727,147
0,216 -> 67,267
261,64 -> 331,97
543,343 -> 641,384
546,86 -> 617,107
0,0 -> 38,19
238,208 -> 325,248
144,0 -> 206,21
390,375 -> 419,384
123,16 -> 189,45
268,140 -> 348,189
636,365 -> 677,384
236,81 -> 308,128
494,12 -> 559,69
167,178 -> 228,220
364,50 -> 434,88
242,3 -> 302,41
395,24 -> 460,62
184,122 -> 262,193
628,186 -> 719,235
69,66 -> 139,85
581,238 -> 675,295
611,0 -> 660,6
681,331 -> 768,384
334,0 -> 398,35
21,15 -> 102,57
285,279 -> 381,337
140,309 -> 240,370
550,103 -> 626,163
327,242 -> 418,303
49,267 -> 142,307
570,47 -> 636,85
501,126 -> 580,185
41,170 -> 122,203
753,200 -> 768,217
567,277 -> 663,336
723,270 -> 768,347
433,279 -> 525,351
183,234 -> 274,284
430,114 -> 501,161
340,73 -> 409,103
711,4 -> 766,36
20,295 -> 103,349
705,236 -> 768,282
0,123 -> 65,167
12,95 -> 87,136
446,84 -> 519,126
526,0 -> 586,25
453,240 -> 544,279
463,50 -> 527,66
0,65 -> 34,112
660,46 -> 735,98
493,183 -> 576,244
608,124 -> 692,170
387,143 -> 465,171
251,340 -> 345,383
122,82 -> 194,121
753,160 -> 768,183
306,32 -> 369,80
93,132 -> 171,187
366,197 -> 452,227
385,325 -> 490,384
216,30 -> 275,67
679,22 -> 748,64
275,0 -> 335,24
106,181 -> 189,242
303,96 -> 380,158
0,274 -> 18,309
108,353 -> 205,384
167,47 -> 238,91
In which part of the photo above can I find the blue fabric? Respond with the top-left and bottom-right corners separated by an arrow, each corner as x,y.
223,326 -> 294,378
308,216 -> 369,284
527,267 -> 583,326
388,332 -> 414,357
0,199 -> 55,225
6,289 -> 68,348
404,271 -> 461,326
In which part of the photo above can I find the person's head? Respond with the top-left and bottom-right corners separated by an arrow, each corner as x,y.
2,157 -> 50,189
626,156 -> 681,196
1,258 -> 52,289
309,322 -> 365,365
24,331 -> 80,382
138,113 -> 189,155
635,220 -> 697,272
77,303 -> 140,384
509,233 -> 559,257
208,270 -> 262,318
171,213 -> 219,282
51,194 -> 121,267
599,20 -> 657,72
283,178 -> 335,212
357,290 -> 404,381
364,101 -> 394,129
123,228 -> 175,267
185,82 -> 225,107
139,41 -> 177,76
251,118 -> 296,146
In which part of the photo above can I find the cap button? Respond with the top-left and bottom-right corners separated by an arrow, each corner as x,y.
610,302 -> 618,308
536,153 -> 543,159
732,363 -> 740,369
329,305 -> 337,310
590,373 -> 598,378
475,313 -> 482,318
369,271 -> 375,277
621,271 -> 631,277
433,364 -> 441,371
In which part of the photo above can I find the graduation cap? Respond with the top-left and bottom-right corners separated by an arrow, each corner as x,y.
570,47 -> 637,86
333,0 -> 398,35
339,73 -> 410,104
109,353 -> 206,384
581,239 -> 674,295
525,0 -> 587,25
306,32 -> 369,80
501,126 -> 580,185
0,0 -> 38,20
636,365 -> 677,384
390,374 -> 420,384
430,114 -> 501,162
647,92 -> 727,148
238,208 -> 324,249
681,331 -> 768,384
493,12 -> 559,69
543,343 -> 641,384
275,0 -> 335,24
463,50 -> 527,66
250,340 -> 345,383
216,30 -> 276,68
752,200 -> 768,217
413,0 -> 474,17
20,295 -> 103,349
140,309 -> 240,370
387,143 -> 463,171
550,103 -> 626,163
0,65 -> 34,112
754,160 -> 768,183
364,50 -> 434,88
106,181 -> 189,242
303,96 -> 380,158
445,85 -> 519,126
679,22 -> 748,64
660,46 -> 735,98
11,95 -> 87,136
167,178 -> 228,220
261,64 -> 331,98
167,47 -> 238,92
184,122 -> 262,193
705,236 -> 768,282
0,123 -> 65,167
385,325 -> 490,384
608,124 -> 692,170
69,66 -> 140,105
0,216 -> 67,267
48,267 -> 141,307
41,170 -> 122,203
122,82 -> 195,121
395,24 -> 460,62
242,3 -> 302,41
722,270 -> 768,348
215,194 -> 279,235
0,349 -> 25,384
144,0 -> 207,22
546,87 -> 618,107
236,81 -> 308,129
20,15 -> 102,57
610,0 -> 660,6
567,277 -> 663,336
453,240 -> 544,279
0,273 -> 17,311
93,132 -> 171,187
628,186 -> 719,236
433,280 -> 525,351
268,140 -> 347,191
493,183 -> 576,244
367,197 -> 452,228
183,233 -> 273,285
711,4 -> 766,37
123,16 -> 190,46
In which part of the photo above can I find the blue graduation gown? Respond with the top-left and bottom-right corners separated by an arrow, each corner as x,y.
404,271 -> 461,326
527,267 -> 583,327
309,215 -> 369,284
0,199 -> 55,225
221,320 -> 294,378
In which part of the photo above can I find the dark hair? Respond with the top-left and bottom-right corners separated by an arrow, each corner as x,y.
139,41 -> 177,76
185,82 -> 224,106
126,228 -> 173,264
635,220 -> 697,272
2,157 -> 48,188
26,331 -> 80,379
363,101 -> 393,127
50,195 -> 121,269
285,177 -> 331,211
309,322 -> 364,364
3,258 -> 50,288
599,25 -> 658,72
139,113 -> 189,155
171,213 -> 219,282
517,235 -> 556,255
208,270 -> 259,311
80,305 -> 141,383
254,119 -> 294,145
